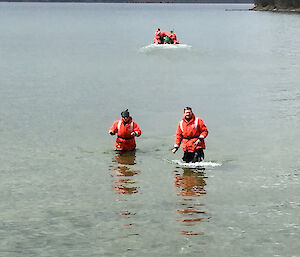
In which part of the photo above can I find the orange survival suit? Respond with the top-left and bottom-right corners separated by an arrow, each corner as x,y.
161,30 -> 171,44
153,29 -> 162,44
160,30 -> 171,38
174,113 -> 208,152
109,117 -> 142,151
170,32 -> 179,44
153,30 -> 172,44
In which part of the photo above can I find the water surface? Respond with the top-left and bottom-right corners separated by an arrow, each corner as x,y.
0,3 -> 300,257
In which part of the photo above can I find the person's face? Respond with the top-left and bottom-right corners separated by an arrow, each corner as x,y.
184,109 -> 192,119
122,116 -> 129,123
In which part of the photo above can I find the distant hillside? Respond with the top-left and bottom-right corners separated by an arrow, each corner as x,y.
0,0 -> 253,2
253,0 -> 300,10
92,0 -> 253,2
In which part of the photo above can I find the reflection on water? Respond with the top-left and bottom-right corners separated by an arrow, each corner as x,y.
112,165 -> 140,195
110,151 -> 141,233
113,150 -> 136,166
111,151 -> 140,195
174,168 -> 209,236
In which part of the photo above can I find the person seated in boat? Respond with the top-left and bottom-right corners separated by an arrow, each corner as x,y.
159,30 -> 171,44
170,30 -> 179,44
153,28 -> 162,44
163,36 -> 171,44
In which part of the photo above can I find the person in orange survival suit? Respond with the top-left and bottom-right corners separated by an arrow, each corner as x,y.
153,28 -> 162,44
170,30 -> 179,44
160,30 -> 172,44
172,107 -> 208,163
109,109 -> 142,151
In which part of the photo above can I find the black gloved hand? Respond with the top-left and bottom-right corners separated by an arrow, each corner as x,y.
172,147 -> 179,153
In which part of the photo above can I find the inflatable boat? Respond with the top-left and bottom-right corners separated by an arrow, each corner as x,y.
153,29 -> 179,45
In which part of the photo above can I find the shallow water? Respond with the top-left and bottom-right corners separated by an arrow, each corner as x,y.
0,2 -> 300,257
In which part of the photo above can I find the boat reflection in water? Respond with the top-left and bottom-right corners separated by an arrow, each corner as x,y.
174,168 -> 209,236
111,150 -> 140,195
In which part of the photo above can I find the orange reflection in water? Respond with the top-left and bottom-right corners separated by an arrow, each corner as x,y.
110,151 -> 140,235
114,150 -> 136,165
177,209 -> 205,214
114,185 -> 138,195
111,151 -> 140,195
174,168 -> 209,236
180,231 -> 204,236
174,168 -> 207,197
120,211 -> 136,216
112,166 -> 140,195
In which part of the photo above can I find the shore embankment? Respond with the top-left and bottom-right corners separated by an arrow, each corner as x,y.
251,0 -> 300,13
251,5 -> 300,12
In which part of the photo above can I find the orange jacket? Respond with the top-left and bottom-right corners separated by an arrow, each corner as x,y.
170,33 -> 178,44
153,30 -> 162,43
109,117 -> 141,151
170,33 -> 177,40
155,30 -> 161,38
153,38 -> 161,44
174,113 -> 208,152
160,30 -> 171,37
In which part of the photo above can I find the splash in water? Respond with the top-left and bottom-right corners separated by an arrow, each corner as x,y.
172,160 -> 222,168
139,43 -> 192,53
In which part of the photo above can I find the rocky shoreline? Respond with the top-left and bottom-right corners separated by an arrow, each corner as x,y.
251,5 -> 300,12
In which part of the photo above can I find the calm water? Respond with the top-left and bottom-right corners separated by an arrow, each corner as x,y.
0,2 -> 300,257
